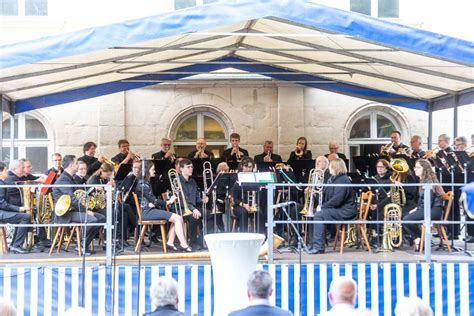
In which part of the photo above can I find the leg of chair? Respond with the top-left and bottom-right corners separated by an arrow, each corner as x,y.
160,224 -> 167,254
333,225 -> 340,251
49,227 -> 63,256
340,225 -> 346,254
65,227 -> 76,251
358,224 -> 372,253
232,219 -> 237,232
75,227 -> 82,256
439,225 -> 452,253
135,224 -> 148,253
57,226 -> 67,253
0,227 -> 8,254
419,226 -> 425,254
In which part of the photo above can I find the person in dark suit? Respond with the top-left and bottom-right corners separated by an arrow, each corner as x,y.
325,141 -> 347,160
52,155 -> 106,255
73,160 -> 88,185
144,276 -> 184,316
77,141 -> 105,178
222,133 -> 249,162
45,153 -> 63,177
229,270 -> 292,316
254,140 -> 283,164
0,161 -> 31,254
308,158 -> 356,254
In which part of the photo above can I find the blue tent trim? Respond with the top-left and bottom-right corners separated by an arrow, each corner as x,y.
1,0 -> 473,70
15,56 -> 427,113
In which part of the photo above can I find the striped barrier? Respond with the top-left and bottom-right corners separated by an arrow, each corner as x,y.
0,263 -> 472,315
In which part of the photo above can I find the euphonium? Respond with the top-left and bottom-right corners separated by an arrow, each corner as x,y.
300,168 -> 317,215
380,203 -> 403,251
168,168 -> 193,217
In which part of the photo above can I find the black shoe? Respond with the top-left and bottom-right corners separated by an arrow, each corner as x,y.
10,246 -> 29,254
31,243 -> 45,253
307,249 -> 325,255
39,239 -> 52,248
178,245 -> 193,252
75,246 -> 92,256
166,244 -> 178,252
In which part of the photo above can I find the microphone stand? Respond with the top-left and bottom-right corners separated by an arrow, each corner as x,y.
79,190 -> 89,308
135,157 -> 147,316
278,202 -> 309,255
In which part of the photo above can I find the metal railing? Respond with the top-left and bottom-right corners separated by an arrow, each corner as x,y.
266,182 -> 471,263
0,183 -> 114,265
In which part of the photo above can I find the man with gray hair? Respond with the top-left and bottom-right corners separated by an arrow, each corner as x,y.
321,277 -> 369,315
144,276 -> 183,316
229,270 -> 292,316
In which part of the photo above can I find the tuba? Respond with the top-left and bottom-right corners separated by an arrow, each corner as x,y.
380,203 -> 403,251
168,168 -> 193,217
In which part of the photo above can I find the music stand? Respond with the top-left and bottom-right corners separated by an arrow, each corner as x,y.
114,163 -> 132,182
227,161 -> 240,172
288,159 -> 314,182
353,156 -> 376,177
209,172 -> 239,231
256,162 -> 278,172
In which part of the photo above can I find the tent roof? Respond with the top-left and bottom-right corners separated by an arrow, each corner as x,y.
0,0 -> 473,114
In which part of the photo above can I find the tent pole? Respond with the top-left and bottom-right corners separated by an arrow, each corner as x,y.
427,101 -> 433,150
0,109 -> 3,160
10,114 -> 15,162
453,94 -> 459,139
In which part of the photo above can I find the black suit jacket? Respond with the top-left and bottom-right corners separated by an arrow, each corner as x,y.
5,171 -> 23,207
0,179 -> 21,214
78,155 -> 102,176
324,152 -> 347,160
254,153 -> 283,164
52,171 -> 83,223
229,305 -> 292,316
143,305 -> 184,316
322,174 -> 356,216
222,147 -> 249,162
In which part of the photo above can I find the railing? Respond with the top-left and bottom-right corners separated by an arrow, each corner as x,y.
266,182 -> 471,263
0,183 -> 114,266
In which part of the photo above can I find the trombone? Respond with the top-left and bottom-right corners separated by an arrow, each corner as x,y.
168,168 -> 193,217
202,161 -> 221,234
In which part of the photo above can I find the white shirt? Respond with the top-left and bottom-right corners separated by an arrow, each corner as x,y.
248,298 -> 271,306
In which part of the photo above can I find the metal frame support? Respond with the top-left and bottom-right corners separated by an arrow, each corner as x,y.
427,101 -> 433,149
9,114 -> 15,162
106,185 -> 113,266
423,183 -> 432,263
267,183 -> 275,263
453,94 -> 459,138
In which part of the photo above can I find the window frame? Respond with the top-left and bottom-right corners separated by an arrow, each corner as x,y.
0,0 -> 48,16
350,0 -> 399,18
348,110 -> 400,143
172,111 -> 228,147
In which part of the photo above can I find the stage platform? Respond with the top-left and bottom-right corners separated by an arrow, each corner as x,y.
0,239 -> 473,315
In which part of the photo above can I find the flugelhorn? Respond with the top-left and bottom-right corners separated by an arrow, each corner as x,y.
380,142 -> 394,156
168,168 -> 193,217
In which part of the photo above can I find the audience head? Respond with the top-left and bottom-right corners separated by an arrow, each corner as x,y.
316,156 -> 329,171
150,276 -> 179,310
329,158 -> 347,177
394,296 -> 432,316
0,298 -> 17,316
247,270 -> 273,300
328,277 -> 357,307
328,141 -> 339,154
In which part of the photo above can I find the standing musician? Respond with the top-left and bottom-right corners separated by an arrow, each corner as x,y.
52,155 -> 106,255
78,141 -> 106,178
454,136 -> 468,151
288,137 -> 312,161
232,157 -> 257,233
0,162 -> 31,254
455,136 -> 474,243
409,135 -> 426,158
73,161 -> 88,185
152,138 -> 176,163
188,137 -> 214,160
222,133 -> 249,162
45,153 -> 63,178
111,139 -> 137,165
403,159 -> 445,251
325,141 -> 347,160
177,158 -> 207,249
380,131 -> 410,157
135,162 -> 192,252
308,158 -> 356,254
118,160 -> 141,242
254,140 -> 282,164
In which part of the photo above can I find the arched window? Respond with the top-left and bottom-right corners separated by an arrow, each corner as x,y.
1,113 -> 52,173
347,108 -> 403,170
173,112 -> 228,158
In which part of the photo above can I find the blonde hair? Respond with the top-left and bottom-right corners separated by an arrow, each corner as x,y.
329,158 -> 347,176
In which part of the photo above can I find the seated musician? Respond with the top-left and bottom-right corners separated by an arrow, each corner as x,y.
52,155 -> 105,255
177,158 -> 206,249
370,159 -> 392,203
45,153 -> 63,177
438,134 -> 453,152
0,162 -> 31,254
309,158 -> 356,254
409,135 -> 426,158
381,131 -> 409,157
188,137 -> 215,161
403,159 -> 445,251
87,163 -> 115,218
5,159 -> 26,214
325,141 -> 347,160
288,137 -> 312,161
222,133 -> 249,162
20,158 -> 45,183
254,140 -> 282,164
135,162 -> 192,252
111,139 -> 136,165
78,141 -> 106,178
232,157 -> 254,232
118,160 -> 141,241
73,161 -> 88,185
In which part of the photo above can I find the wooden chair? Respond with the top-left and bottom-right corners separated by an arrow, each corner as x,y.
0,225 -> 9,254
334,191 -> 374,254
49,225 -> 82,256
420,191 -> 453,254
132,193 -> 168,253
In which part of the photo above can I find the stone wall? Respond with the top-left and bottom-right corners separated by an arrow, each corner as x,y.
38,83 -> 429,161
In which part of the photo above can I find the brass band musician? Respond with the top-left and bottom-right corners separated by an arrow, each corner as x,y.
232,157 -> 257,232
325,141 -> 347,160
78,141 -> 106,178
45,153 -> 63,178
188,137 -> 214,160
380,131 -> 409,157
111,139 -> 136,165
254,140 -> 282,164
73,160 -> 88,185
152,138 -> 176,162
222,133 -> 249,162
288,137 -> 312,161
409,135 -> 426,158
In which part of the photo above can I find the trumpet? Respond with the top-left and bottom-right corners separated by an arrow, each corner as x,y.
232,147 -> 243,161
422,146 -> 440,159
264,150 -> 272,162
168,168 -> 193,217
101,155 -> 120,171
380,142 -> 394,156
295,146 -> 304,157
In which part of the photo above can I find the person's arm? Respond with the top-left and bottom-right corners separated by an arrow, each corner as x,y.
0,186 -> 20,212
